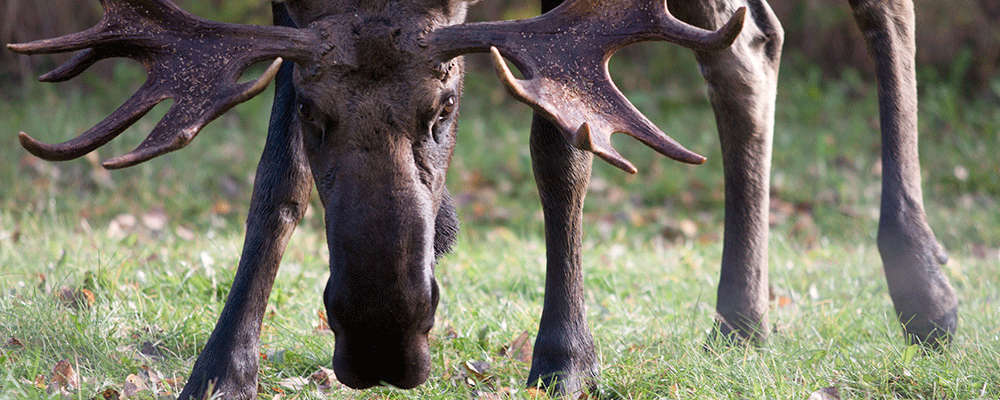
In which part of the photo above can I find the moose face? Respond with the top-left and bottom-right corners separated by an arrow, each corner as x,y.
288,1 -> 465,389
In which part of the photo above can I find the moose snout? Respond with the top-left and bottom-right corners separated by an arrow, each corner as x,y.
331,334 -> 432,389
320,170 -> 442,390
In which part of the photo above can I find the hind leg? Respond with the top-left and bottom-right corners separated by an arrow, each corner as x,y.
848,0 -> 957,347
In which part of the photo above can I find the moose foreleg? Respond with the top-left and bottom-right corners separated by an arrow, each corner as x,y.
848,0 -> 957,347
527,114 -> 598,396
179,9 -> 313,398
668,0 -> 783,344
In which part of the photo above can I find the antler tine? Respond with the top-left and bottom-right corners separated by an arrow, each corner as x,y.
103,58 -> 284,169
18,82 -> 163,161
426,0 -> 745,172
9,0 -> 317,168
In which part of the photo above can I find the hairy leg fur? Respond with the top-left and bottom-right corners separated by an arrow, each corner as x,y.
848,0 -> 957,347
179,6 -> 313,398
668,0 -> 784,344
526,113 -> 599,396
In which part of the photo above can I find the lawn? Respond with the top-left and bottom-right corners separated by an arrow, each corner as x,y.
1,39 -> 998,398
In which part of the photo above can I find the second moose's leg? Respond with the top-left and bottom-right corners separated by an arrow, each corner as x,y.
847,0 -> 957,346
668,0 -> 784,344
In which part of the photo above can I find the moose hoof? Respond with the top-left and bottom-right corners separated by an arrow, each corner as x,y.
526,354 -> 598,397
705,312 -> 768,348
900,304 -> 957,350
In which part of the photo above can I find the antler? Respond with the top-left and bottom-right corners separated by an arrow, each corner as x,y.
8,0 -> 318,169
425,0 -> 746,173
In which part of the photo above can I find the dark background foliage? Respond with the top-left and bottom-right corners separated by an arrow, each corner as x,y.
3,0 -> 999,95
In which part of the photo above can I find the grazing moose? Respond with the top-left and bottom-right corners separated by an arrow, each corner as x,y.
8,0 -> 956,398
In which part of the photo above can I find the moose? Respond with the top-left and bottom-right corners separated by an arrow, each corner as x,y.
9,0 -> 957,398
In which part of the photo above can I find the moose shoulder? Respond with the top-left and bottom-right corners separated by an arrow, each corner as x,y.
8,0 -> 956,398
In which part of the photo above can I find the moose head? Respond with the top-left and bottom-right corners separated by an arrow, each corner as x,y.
9,0 -> 744,392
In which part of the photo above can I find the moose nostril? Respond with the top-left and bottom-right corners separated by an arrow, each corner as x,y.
331,337 -> 431,390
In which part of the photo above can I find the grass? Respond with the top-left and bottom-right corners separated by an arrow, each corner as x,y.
1,40 -> 999,398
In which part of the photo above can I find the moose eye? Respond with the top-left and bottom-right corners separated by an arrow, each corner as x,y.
439,94 -> 456,121
299,101 -> 312,121
297,101 -> 313,122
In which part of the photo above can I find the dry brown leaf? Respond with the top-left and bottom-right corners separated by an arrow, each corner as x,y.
808,386 -> 840,400
142,366 -> 166,395
57,286 -> 95,309
159,375 -> 183,389
442,325 -> 459,340
476,391 -> 507,399
277,377 -> 309,390
139,341 -> 165,359
525,387 -> 548,398
99,387 -> 121,400
49,359 -> 78,392
122,381 -> 141,398
123,373 -> 149,397
499,331 -> 532,364
464,360 -> 490,381
6,337 -> 24,349
33,374 -> 46,390
309,366 -> 338,390
315,309 -> 332,334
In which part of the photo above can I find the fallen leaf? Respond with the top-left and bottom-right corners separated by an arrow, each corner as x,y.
139,341 -> 165,359
33,374 -> 46,390
442,325 -> 458,340
277,377 -> 309,390
6,337 -> 24,349
315,309 -> 332,334
309,366 -> 337,390
465,360 -> 491,381
808,386 -> 840,400
49,359 -> 78,392
123,373 -> 149,397
122,381 -> 141,398
499,331 -> 532,364
159,375 -> 183,390
476,390 -> 508,399
98,387 -> 120,400
58,286 -> 95,309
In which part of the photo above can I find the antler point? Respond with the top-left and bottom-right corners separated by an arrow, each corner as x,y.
572,123 -> 594,152
490,47 -> 533,105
